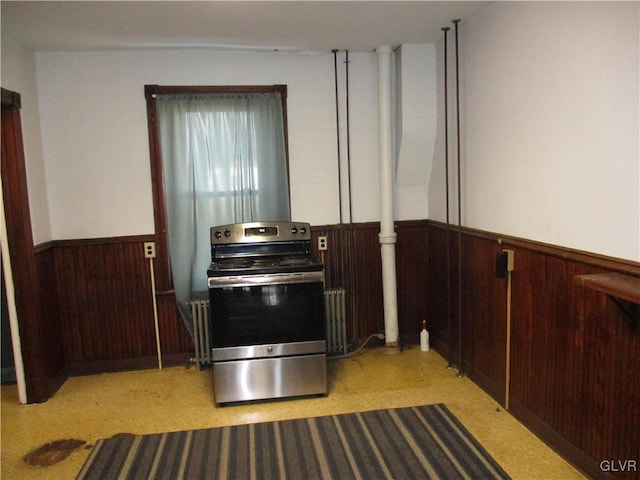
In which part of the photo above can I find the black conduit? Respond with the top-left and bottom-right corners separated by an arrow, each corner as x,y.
345,50 -> 353,224
452,18 -> 466,378
333,49 -> 357,338
333,49 -> 344,225
345,50 -> 358,339
442,26 -> 453,369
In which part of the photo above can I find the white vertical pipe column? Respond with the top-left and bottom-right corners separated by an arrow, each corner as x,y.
376,45 -> 399,349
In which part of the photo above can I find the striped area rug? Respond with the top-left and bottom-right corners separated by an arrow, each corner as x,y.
77,403 -> 510,479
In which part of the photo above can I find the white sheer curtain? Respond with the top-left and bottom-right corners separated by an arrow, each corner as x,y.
156,92 -> 290,335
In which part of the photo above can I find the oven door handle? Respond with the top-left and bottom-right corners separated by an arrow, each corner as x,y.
208,270 -> 323,288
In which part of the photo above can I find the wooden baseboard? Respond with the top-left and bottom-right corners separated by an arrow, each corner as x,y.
508,399 -> 613,480
67,353 -> 194,376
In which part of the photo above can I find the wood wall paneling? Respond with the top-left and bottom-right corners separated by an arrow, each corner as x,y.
426,223 -> 454,355
427,223 -> 507,402
52,237 -> 192,374
460,234 -> 507,402
461,228 -> 640,480
44,221 -> 428,377
35,245 -> 67,395
396,222 -> 429,344
511,253 -> 588,445
575,276 -> 639,480
156,292 -> 193,362
427,221 -> 639,479
312,221 -> 428,346
311,223 -> 384,343
55,240 -> 154,364
349,225 -> 384,340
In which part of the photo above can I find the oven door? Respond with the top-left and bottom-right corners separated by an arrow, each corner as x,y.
208,270 -> 325,356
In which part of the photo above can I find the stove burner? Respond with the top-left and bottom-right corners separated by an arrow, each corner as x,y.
215,258 -> 255,269
278,256 -> 312,266
209,255 -> 319,276
208,222 -> 320,277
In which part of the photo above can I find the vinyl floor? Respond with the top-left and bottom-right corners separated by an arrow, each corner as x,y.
1,347 -> 586,479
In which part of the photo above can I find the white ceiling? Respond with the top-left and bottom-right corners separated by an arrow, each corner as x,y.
2,1 -> 490,53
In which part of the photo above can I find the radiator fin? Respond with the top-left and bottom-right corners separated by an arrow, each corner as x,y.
189,299 -> 211,369
324,288 -> 348,355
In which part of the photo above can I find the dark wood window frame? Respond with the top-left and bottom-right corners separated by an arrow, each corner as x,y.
144,84 -> 289,292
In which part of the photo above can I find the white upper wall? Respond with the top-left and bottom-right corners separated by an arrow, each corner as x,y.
33,48 -> 398,238
6,1 -> 639,262
396,44 -> 437,221
33,45 -> 436,239
430,1 -> 640,261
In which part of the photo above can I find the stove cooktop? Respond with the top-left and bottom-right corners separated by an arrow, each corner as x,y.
207,255 -> 323,277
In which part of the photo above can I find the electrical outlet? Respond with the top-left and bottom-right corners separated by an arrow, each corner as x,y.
144,242 -> 156,259
504,249 -> 515,272
318,236 -> 328,251
495,249 -> 515,277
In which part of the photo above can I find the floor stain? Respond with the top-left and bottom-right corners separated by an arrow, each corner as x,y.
24,439 -> 86,466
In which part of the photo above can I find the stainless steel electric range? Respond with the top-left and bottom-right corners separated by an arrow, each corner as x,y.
207,221 -> 327,405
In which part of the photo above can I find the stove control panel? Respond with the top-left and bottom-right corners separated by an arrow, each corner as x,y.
211,221 -> 312,244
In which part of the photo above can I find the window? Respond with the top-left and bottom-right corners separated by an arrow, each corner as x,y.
145,85 -> 290,334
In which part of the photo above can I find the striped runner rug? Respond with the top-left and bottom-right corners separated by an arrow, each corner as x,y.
77,403 -> 511,479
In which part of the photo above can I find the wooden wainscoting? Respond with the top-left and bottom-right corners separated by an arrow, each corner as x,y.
38,222 -> 430,377
504,242 -> 640,480
426,224 -> 508,402
36,222 -> 429,378
42,236 -> 192,375
33,243 -> 67,400
396,221 -> 430,343
311,220 -> 429,345
427,221 -> 640,480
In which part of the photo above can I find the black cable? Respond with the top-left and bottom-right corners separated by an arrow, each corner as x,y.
452,18 -> 466,378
